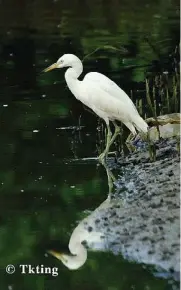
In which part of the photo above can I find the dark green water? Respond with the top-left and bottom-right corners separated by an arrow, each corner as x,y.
0,0 -> 179,289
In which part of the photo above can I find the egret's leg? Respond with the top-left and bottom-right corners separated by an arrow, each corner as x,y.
108,121 -> 121,149
101,161 -> 116,195
99,122 -> 121,163
106,165 -> 116,194
125,122 -> 137,144
99,123 -> 112,163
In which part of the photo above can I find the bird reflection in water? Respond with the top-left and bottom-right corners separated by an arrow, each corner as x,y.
47,162 -> 116,270
47,160 -> 179,281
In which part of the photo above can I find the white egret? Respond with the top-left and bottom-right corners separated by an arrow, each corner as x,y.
44,54 -> 148,161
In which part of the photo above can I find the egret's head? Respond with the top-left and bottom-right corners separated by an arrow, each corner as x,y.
47,249 -> 87,270
43,54 -> 81,72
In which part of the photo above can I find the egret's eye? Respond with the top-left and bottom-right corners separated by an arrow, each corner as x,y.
59,60 -> 63,64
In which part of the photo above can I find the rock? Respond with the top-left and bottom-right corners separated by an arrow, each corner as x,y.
127,113 -> 181,142
146,113 -> 181,126
65,137 -> 179,285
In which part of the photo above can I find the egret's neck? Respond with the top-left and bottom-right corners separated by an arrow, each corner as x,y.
65,61 -> 83,92
67,221 -> 102,269
68,241 -> 87,269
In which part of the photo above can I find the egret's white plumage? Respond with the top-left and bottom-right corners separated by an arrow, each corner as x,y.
44,54 -> 148,161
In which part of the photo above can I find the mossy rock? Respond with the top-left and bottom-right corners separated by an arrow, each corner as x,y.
148,123 -> 180,141
127,113 -> 180,143
146,113 -> 181,126
146,113 -> 180,141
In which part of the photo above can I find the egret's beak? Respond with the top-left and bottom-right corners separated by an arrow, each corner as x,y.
47,250 -> 63,260
43,63 -> 58,72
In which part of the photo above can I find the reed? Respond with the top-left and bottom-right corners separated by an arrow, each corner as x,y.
172,75 -> 178,112
93,43 -> 180,159
146,79 -> 160,139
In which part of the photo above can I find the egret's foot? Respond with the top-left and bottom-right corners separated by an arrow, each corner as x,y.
98,152 -> 107,164
126,133 -> 137,144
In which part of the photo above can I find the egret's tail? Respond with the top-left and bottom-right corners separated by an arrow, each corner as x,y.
133,115 -> 148,133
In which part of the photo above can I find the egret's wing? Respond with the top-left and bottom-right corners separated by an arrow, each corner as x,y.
80,79 -> 135,121
80,75 -> 148,133
83,72 -> 138,113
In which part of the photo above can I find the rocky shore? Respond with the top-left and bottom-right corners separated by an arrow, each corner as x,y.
49,136 -> 180,289
74,137 -> 180,285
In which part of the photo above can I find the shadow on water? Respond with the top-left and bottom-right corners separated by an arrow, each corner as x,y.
46,144 -> 179,286
0,0 -> 180,289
